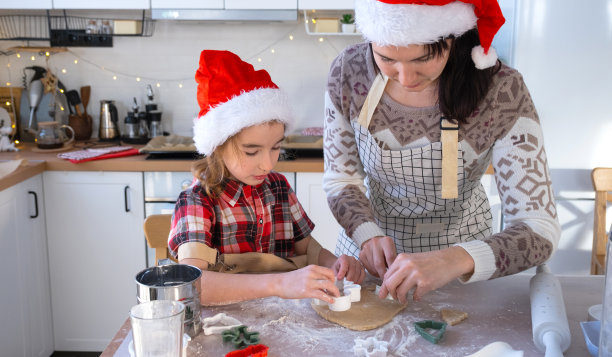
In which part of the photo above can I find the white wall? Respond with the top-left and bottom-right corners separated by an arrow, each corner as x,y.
511,0 -> 612,275
0,15 -> 361,137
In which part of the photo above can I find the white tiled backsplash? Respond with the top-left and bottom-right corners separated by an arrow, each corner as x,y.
0,16 -> 361,137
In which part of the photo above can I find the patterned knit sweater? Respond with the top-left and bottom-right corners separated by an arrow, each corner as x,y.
322,43 -> 561,283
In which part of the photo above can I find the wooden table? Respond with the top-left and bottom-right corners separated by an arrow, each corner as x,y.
102,273 -> 603,356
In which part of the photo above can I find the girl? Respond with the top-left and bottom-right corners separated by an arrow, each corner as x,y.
169,50 -> 365,305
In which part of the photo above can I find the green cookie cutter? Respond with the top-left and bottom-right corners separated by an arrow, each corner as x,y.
222,325 -> 261,349
414,320 -> 447,344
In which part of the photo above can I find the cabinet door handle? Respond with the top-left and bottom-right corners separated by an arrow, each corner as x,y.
28,191 -> 39,218
124,186 -> 131,212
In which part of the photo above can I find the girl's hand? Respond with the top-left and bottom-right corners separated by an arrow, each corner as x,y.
379,247 -> 475,303
359,236 -> 397,278
276,265 -> 340,304
332,255 -> 366,284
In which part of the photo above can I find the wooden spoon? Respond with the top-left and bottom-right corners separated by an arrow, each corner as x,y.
80,86 -> 91,116
79,85 -> 93,139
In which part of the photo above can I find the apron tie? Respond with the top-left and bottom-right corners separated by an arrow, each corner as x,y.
440,117 -> 459,199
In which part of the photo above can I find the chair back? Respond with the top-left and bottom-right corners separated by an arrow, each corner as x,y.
591,167 -> 612,274
143,214 -> 177,265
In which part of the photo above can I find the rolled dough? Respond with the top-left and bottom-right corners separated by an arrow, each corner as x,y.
440,308 -> 468,326
310,285 -> 407,331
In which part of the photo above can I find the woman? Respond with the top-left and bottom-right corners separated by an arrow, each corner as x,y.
322,0 -> 561,303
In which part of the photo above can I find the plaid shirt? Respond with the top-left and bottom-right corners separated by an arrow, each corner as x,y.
168,172 -> 314,258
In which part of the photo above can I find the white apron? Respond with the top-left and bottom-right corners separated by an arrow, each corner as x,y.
334,74 -> 493,258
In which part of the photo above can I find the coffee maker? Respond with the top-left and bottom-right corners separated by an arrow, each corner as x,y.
144,84 -> 163,137
99,100 -> 120,140
122,98 -> 150,143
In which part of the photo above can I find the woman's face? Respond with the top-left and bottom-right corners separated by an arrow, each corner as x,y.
222,121 -> 285,186
372,41 -> 451,93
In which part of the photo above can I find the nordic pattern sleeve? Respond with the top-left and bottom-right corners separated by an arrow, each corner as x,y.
455,72 -> 561,283
323,84 -> 385,248
168,187 -> 215,258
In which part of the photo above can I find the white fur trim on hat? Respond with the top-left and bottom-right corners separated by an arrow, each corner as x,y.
355,0 -> 477,47
193,87 -> 293,156
471,45 -> 498,69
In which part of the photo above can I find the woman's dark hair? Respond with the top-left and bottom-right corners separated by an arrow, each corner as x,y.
371,28 -> 501,123
437,29 -> 501,123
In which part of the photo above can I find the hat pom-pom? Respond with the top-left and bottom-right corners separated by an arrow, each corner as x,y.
471,45 -> 498,69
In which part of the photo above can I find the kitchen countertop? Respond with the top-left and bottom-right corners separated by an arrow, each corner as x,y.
0,142 -> 324,192
102,274 -> 603,357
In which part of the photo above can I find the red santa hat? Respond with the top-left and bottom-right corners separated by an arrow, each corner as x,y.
193,50 -> 293,156
355,0 -> 505,69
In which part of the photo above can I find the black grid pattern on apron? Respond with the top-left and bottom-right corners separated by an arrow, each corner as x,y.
334,122 -> 492,258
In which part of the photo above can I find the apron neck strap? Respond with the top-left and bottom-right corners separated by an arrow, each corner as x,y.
357,73 -> 388,129
356,75 -> 460,199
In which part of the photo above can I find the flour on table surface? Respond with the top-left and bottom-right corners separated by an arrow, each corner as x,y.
192,281 -> 537,357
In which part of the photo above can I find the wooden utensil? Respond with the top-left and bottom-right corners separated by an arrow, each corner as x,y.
68,86 -> 92,140
80,86 -> 90,116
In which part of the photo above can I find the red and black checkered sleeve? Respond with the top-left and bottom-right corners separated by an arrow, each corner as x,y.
168,185 -> 215,258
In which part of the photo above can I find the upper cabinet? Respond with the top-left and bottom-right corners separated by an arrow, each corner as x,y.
0,0 -> 52,9
151,0 -> 298,20
298,0 -> 354,10
225,0 -> 297,10
151,0 -> 224,9
151,0 -> 298,10
52,0 -> 149,9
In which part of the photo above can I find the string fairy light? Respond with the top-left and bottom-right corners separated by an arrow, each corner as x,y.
0,18 -> 346,92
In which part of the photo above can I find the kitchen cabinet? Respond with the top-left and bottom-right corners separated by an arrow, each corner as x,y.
0,174 -> 54,357
295,172 -> 341,253
151,0 -> 297,10
225,0 -> 297,10
44,171 -> 146,352
52,0 -> 149,9
298,0 -> 354,10
151,0 -> 223,9
0,0 -> 52,9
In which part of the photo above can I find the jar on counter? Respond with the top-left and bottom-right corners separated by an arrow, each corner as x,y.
85,20 -> 98,34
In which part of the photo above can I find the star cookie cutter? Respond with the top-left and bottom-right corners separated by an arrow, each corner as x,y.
353,336 -> 389,357
414,320 -> 447,344
202,313 -> 243,335
222,325 -> 260,349
225,343 -> 269,357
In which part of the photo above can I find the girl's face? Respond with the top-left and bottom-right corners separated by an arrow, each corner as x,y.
372,41 -> 451,93
222,121 -> 285,186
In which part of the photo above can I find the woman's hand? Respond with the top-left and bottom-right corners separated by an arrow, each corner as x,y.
379,246 -> 474,303
276,265 -> 340,304
332,255 -> 366,284
359,236 -> 397,278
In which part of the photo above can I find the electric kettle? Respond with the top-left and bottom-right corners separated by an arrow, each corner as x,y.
99,100 -> 119,140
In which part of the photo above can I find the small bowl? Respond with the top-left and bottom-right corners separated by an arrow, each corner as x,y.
580,320 -> 600,357
588,304 -> 603,321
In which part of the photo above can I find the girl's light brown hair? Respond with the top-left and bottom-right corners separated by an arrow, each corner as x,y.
191,139 -> 236,197
191,120 -> 285,197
